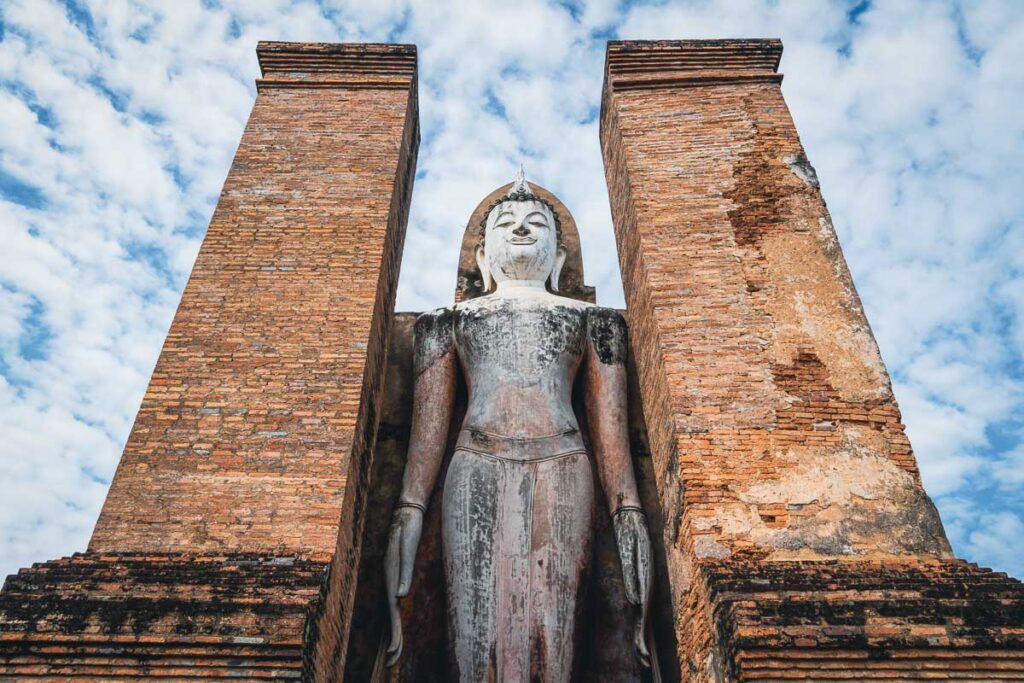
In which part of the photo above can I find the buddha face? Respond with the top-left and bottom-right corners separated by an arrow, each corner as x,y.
480,199 -> 561,286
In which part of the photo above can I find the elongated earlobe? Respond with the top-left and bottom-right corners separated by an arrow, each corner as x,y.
476,243 -> 492,293
550,245 -> 567,292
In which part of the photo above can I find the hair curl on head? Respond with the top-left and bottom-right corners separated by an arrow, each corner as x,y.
477,193 -> 563,247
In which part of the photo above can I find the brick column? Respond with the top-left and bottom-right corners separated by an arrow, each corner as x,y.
90,42 -> 418,560
0,42 -> 418,680
602,40 -> 1022,680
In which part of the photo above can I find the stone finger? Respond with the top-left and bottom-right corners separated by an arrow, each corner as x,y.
385,609 -> 403,667
635,618 -> 650,668
385,528 -> 402,598
621,541 -> 640,605
397,525 -> 414,597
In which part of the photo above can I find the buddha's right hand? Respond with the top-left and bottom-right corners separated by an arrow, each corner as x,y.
384,504 -> 424,667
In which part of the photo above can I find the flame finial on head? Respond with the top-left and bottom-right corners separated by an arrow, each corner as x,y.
507,165 -> 536,201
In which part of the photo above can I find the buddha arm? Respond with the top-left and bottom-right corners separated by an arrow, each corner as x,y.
582,307 -> 642,513
584,307 -> 653,664
399,308 -> 457,508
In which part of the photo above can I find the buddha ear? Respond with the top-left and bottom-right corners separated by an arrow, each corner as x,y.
550,245 -> 567,293
475,243 -> 492,294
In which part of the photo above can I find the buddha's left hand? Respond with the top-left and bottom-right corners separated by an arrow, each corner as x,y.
613,506 -> 653,668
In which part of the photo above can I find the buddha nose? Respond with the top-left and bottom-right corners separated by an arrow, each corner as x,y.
512,222 -> 530,237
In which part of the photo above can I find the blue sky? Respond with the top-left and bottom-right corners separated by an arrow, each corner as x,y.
0,0 -> 1022,579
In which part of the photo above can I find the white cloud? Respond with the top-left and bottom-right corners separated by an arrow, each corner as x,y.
0,0 -> 1021,582
965,512 -> 1024,572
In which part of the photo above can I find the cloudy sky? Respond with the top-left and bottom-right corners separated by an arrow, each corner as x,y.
0,0 -> 1021,580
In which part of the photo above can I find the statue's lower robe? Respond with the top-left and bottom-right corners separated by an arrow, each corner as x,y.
443,428 -> 594,682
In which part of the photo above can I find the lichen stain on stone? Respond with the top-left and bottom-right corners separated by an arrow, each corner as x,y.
784,152 -> 819,189
761,232 -> 891,403
413,307 -> 454,376
454,299 -> 586,386
722,425 -> 952,558
586,307 -> 628,366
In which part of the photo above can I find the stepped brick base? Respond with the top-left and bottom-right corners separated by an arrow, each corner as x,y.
0,553 -> 326,680
706,557 -> 1024,681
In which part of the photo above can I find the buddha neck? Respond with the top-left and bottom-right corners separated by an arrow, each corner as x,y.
492,279 -> 549,297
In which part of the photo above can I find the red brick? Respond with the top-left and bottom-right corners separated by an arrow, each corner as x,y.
601,39 -> 1022,680
0,41 -> 418,681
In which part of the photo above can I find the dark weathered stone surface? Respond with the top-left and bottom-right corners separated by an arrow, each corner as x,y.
348,314 -> 661,682
381,177 -> 653,681
588,307 -> 629,366
0,553 -> 325,678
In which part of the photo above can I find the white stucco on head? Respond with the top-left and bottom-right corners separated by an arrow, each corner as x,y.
476,170 -> 567,295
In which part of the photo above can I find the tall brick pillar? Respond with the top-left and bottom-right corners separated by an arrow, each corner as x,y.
0,42 -> 418,680
602,40 -> 1024,681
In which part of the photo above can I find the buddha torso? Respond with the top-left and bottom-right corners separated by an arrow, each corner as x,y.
454,293 -> 591,439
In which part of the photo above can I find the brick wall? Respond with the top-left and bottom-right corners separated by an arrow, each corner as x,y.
598,39 -> 1015,680
0,552 -> 326,678
705,556 -> 1024,681
89,42 -> 419,562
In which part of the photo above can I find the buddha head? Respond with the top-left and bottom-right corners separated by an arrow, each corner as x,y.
477,170 -> 567,293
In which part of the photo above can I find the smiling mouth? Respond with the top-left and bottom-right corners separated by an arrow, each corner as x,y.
508,238 -> 537,245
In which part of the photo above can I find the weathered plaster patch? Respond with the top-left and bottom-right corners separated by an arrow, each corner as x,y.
760,232 -> 890,402
691,515 -> 717,532
724,425 -> 951,558
784,152 -> 819,189
740,425 -> 899,506
693,535 -> 731,560
706,648 -> 727,683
